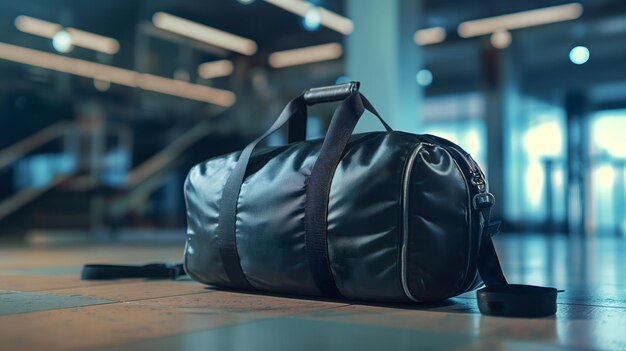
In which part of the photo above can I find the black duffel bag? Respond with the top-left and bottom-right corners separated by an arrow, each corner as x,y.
82,82 -> 557,317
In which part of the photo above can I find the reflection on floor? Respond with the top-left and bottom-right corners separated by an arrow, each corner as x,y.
0,233 -> 625,351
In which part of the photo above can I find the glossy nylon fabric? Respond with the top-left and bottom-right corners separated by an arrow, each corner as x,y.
407,144 -> 474,301
184,130 -> 479,302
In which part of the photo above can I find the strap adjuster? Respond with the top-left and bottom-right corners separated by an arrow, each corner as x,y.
473,192 -> 495,210
165,263 -> 186,280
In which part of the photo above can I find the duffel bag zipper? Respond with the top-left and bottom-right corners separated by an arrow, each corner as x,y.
419,134 -> 488,292
400,142 -> 427,302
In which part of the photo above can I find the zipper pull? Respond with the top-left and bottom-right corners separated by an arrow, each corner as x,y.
470,171 -> 487,193
470,170 -> 495,210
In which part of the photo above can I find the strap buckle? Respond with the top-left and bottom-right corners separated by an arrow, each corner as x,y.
165,263 -> 185,280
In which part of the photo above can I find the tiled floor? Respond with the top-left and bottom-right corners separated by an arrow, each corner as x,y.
0,234 -> 625,350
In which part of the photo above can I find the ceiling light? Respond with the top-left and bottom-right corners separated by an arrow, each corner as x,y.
268,43 -> 343,68
264,0 -> 354,35
15,15 -> 61,38
198,59 -> 234,79
52,30 -> 73,53
303,7 -> 322,31
15,15 -> 120,54
458,3 -> 583,38
490,29 -> 512,49
0,42 -> 235,106
152,12 -> 257,55
237,0 -> 255,4
414,27 -> 446,46
569,46 -> 589,64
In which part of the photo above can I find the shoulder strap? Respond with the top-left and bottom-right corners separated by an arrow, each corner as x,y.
216,97 -> 306,289
476,204 -> 559,317
304,93 -> 388,296
81,263 -> 185,280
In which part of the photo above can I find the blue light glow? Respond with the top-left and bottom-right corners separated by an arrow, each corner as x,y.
303,7 -> 321,31
416,69 -> 433,87
569,46 -> 590,65
335,76 -> 351,84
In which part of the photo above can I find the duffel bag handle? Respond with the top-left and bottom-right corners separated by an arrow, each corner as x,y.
288,82 -> 392,143
303,81 -> 360,105
287,82 -> 358,143
304,82 -> 392,131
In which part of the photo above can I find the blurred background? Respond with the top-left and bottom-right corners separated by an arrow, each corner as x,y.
0,0 -> 625,243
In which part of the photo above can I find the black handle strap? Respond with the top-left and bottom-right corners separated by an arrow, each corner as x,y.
81,263 -> 185,280
216,97 -> 306,289
476,205 -> 558,317
304,92 -> 386,296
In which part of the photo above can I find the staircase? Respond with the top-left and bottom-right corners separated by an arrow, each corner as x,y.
0,119 -> 217,238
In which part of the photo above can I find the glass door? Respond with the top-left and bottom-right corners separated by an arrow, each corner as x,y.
587,110 -> 626,236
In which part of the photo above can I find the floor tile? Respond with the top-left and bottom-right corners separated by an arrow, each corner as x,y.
0,301 -> 262,351
128,290 -> 350,317
0,291 -> 113,315
47,279 -> 211,302
0,275 -> 125,292
97,316 -> 579,351
98,317 -> 475,351
297,301 -> 626,350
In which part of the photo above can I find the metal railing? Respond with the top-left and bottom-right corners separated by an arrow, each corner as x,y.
0,122 -> 71,170
108,121 -> 213,220
0,119 -> 211,229
0,122 -> 77,221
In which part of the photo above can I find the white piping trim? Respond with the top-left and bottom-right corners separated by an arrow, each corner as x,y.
400,143 -> 424,302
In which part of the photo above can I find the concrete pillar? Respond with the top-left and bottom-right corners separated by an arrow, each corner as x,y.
346,0 -> 422,133
484,45 -> 520,221
565,91 -> 589,235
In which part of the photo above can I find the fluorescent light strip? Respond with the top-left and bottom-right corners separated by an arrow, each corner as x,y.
458,2 -> 583,38
15,15 -> 120,54
265,0 -> 310,15
152,12 -> 257,55
198,59 -> 234,79
65,28 -> 119,55
269,43 -> 342,68
414,27 -> 446,46
15,15 -> 61,38
0,42 -> 236,107
264,0 -> 354,35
